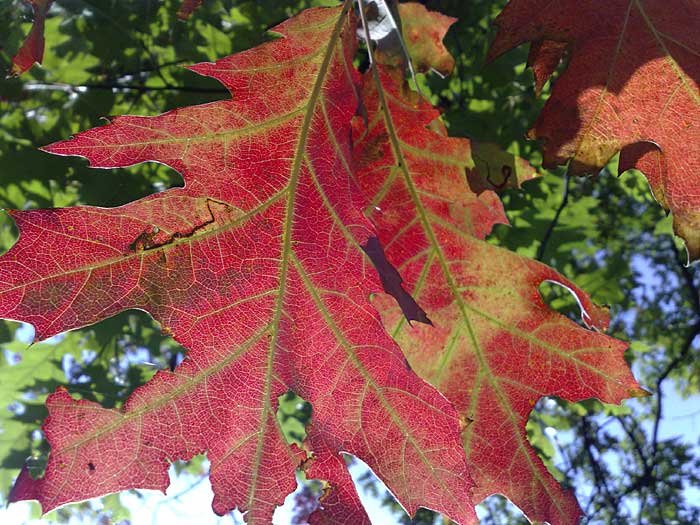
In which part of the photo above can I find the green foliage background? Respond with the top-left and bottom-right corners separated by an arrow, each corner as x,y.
1,1 -> 698,524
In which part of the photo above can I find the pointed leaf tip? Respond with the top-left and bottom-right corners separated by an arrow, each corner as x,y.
10,1 -> 53,77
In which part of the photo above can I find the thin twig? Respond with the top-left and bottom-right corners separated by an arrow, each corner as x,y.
23,81 -> 228,94
651,258 -> 700,462
616,416 -> 649,482
580,416 -> 619,516
536,168 -> 572,261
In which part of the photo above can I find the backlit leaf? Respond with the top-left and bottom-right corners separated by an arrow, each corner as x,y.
355,66 -> 644,525
0,6 -> 474,523
10,0 -> 53,76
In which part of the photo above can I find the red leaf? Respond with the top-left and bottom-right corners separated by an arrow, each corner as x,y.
526,39 -> 567,96
306,448 -> 370,525
374,3 -> 457,77
0,6 -> 475,523
177,0 -> 204,20
354,66 -> 644,525
10,0 -> 53,77
489,0 -> 700,261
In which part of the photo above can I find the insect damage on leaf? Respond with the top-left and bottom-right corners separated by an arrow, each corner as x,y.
0,4 -> 475,524
126,199 -> 240,252
468,141 -> 540,194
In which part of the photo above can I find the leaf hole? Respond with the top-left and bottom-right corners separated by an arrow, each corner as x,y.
538,280 -> 586,327
276,390 -> 312,447
476,494 -> 531,525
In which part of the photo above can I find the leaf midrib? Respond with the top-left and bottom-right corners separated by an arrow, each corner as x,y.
370,71 -> 600,519
230,3 -> 354,516
44,4 -> 353,509
365,67 -> 473,516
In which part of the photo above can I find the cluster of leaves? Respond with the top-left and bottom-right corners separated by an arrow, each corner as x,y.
1,1 -> 699,525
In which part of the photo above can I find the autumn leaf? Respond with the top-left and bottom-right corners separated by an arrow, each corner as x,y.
372,2 -> 457,77
0,5 -> 475,523
489,0 -> 700,260
10,0 -> 53,76
396,3 -> 455,76
177,0 -> 204,20
9,0 -> 202,75
354,66 -> 644,525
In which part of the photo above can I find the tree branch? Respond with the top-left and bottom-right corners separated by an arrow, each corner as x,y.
536,168 -> 571,261
580,416 -> 620,517
24,81 -> 229,94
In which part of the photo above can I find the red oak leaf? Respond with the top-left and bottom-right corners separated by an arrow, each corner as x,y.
397,3 -> 456,76
489,0 -> 700,261
10,0 -> 53,76
353,66 -> 644,525
373,3 -> 457,77
0,6 -> 475,523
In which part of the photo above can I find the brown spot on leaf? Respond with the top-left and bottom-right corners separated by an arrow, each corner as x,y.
130,226 -> 161,252
318,481 -> 333,503
298,454 -> 314,472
